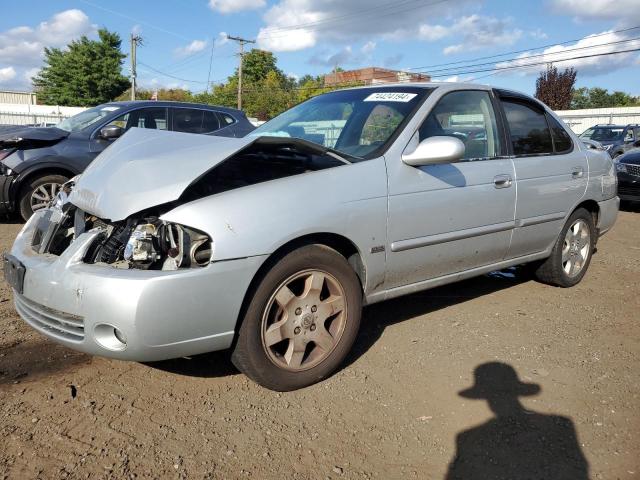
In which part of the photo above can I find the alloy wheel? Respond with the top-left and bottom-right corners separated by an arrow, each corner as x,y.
562,219 -> 591,278
261,269 -> 347,372
30,182 -> 61,212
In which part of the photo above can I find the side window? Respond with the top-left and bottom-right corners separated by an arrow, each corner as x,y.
418,90 -> 499,160
105,108 -> 167,131
502,100 -> 553,156
173,108 -> 220,134
218,112 -> 236,126
547,114 -> 573,153
624,129 -> 634,142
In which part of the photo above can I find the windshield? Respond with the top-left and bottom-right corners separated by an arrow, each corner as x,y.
56,105 -> 122,132
250,87 -> 432,159
579,126 -> 625,142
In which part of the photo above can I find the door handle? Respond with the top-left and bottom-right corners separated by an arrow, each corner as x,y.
571,167 -> 584,179
494,174 -> 512,189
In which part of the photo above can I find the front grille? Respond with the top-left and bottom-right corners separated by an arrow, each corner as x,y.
14,293 -> 84,342
618,184 -> 640,197
625,164 -> 640,176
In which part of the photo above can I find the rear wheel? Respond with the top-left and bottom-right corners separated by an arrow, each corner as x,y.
534,208 -> 595,287
18,174 -> 68,221
232,245 -> 362,391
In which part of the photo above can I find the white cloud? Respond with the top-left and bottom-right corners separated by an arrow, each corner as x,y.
495,30 -> 640,76
530,29 -> 548,40
0,9 -> 95,89
257,0 -> 473,52
214,32 -> 229,47
549,0 -> 640,24
0,66 -> 16,83
174,39 -> 207,57
417,15 -> 522,56
208,0 -> 266,14
383,53 -> 403,67
361,41 -> 376,56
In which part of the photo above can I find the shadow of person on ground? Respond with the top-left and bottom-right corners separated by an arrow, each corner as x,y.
446,362 -> 589,480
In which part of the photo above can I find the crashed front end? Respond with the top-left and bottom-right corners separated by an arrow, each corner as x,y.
5,127 -> 349,361
6,188 -> 264,362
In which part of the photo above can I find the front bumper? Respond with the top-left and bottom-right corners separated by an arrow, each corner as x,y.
617,172 -> 640,201
8,210 -> 267,361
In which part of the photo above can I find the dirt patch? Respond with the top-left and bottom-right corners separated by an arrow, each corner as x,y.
1,212 -> 639,479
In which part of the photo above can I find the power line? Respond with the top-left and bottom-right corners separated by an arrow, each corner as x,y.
77,0 -> 190,41
257,0 -> 452,40
137,62 -> 209,84
399,24 -> 640,72
258,0 -> 446,35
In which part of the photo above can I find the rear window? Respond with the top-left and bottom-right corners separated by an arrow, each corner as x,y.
547,115 -> 573,153
502,100 -> 553,156
173,108 -> 220,134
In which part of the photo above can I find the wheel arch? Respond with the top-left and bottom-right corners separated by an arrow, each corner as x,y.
232,232 -> 366,334
573,199 -> 600,229
13,164 -> 77,201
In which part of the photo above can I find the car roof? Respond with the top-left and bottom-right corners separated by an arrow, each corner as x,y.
103,100 -> 244,115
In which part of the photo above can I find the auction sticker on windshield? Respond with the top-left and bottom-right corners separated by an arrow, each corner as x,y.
364,92 -> 417,102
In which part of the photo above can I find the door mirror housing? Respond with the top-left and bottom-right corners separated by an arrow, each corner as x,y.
402,136 -> 466,166
99,125 -> 125,140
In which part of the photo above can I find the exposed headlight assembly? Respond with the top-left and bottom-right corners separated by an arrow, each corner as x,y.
123,220 -> 212,271
615,162 -> 627,173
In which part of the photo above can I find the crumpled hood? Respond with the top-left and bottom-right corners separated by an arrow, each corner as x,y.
0,125 -> 68,147
69,127 -> 254,221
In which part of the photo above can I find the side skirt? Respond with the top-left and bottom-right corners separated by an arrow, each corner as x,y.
364,250 -> 551,306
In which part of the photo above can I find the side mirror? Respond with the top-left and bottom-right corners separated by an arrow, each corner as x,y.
402,136 -> 465,166
99,125 -> 124,140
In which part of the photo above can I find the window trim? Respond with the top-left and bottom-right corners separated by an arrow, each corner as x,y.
411,88 -> 507,163
90,106 -> 169,140
171,106 -> 222,135
496,94 -> 571,158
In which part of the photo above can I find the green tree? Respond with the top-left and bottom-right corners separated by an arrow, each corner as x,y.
33,29 -> 129,106
570,87 -> 640,109
116,87 -> 193,102
535,65 -> 577,110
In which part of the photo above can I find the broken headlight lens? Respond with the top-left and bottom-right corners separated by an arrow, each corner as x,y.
123,221 -> 212,270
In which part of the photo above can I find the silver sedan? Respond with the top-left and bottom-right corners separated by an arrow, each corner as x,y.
4,83 -> 618,391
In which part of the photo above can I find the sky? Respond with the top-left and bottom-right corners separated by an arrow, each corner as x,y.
0,0 -> 639,96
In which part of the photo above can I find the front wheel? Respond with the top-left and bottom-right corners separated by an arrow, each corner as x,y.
18,174 -> 68,221
232,245 -> 362,391
534,208 -> 595,287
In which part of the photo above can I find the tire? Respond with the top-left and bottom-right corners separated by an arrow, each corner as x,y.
231,244 -> 362,391
18,174 -> 68,221
534,208 -> 595,288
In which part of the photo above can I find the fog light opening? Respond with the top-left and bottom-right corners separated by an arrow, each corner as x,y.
94,324 -> 127,351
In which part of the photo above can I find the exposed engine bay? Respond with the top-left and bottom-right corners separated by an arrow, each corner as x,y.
179,137 -> 350,203
32,197 -> 212,271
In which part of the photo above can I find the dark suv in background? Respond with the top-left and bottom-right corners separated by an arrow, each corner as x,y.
0,101 -> 255,221
615,148 -> 640,202
579,124 -> 640,158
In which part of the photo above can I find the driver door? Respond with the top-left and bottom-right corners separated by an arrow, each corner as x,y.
385,89 -> 516,289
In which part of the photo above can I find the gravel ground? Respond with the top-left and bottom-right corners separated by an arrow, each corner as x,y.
0,209 -> 638,479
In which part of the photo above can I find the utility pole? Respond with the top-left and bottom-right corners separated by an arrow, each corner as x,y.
130,34 -> 143,101
227,35 -> 255,110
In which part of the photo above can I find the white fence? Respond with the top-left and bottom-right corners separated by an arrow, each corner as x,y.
0,104 -> 86,127
556,106 -> 640,134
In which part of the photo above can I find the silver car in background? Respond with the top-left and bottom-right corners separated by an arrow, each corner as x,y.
4,83 -> 618,391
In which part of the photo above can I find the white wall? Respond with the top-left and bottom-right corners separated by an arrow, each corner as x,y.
556,106 -> 640,134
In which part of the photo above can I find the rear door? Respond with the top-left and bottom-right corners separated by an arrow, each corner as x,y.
497,92 -> 587,259
385,89 -> 516,289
